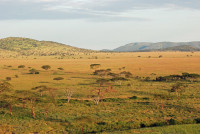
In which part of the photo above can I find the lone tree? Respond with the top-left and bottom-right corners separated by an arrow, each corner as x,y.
64,88 -> 74,103
41,65 -> 51,70
93,88 -> 102,105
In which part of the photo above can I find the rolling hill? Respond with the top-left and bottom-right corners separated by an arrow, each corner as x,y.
109,42 -> 200,52
160,45 -> 200,51
0,37 -> 94,57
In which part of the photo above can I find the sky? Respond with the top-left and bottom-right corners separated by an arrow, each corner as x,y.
0,0 -> 200,50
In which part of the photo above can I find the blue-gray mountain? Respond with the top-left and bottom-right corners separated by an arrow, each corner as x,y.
105,42 -> 200,52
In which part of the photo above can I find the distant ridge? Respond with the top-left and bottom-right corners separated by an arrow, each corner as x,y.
108,42 -> 200,52
0,37 -> 95,56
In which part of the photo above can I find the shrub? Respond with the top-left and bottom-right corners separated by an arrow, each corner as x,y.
57,67 -> 64,70
110,77 -> 128,82
129,96 -> 138,100
53,77 -> 64,80
41,65 -> 51,70
18,65 -> 25,68
144,77 -> 150,81
106,68 -> 112,71
6,77 -> 11,81
93,69 -> 110,76
140,123 -> 146,128
182,119 -> 196,124
155,73 -> 200,82
150,122 -> 167,127
102,98 -> 124,102
127,83 -> 131,86
107,72 -> 119,77
168,118 -> 180,125
120,71 -> 132,78
195,118 -> 200,123
29,69 -> 39,74
90,64 -> 101,69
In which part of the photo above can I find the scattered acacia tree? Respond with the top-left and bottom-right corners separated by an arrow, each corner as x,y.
41,65 -> 51,70
0,81 -> 13,116
16,90 -> 31,109
93,69 -> 111,77
153,94 -> 167,110
45,87 -> 57,105
96,78 -> 109,87
64,88 -> 74,103
15,90 -> 39,118
31,86 -> 57,118
32,86 -> 57,104
0,81 -> 12,94
170,82 -> 186,100
93,78 -> 114,105
40,102 -> 55,119
110,77 -> 128,85
28,93 -> 38,118
106,83 -> 115,92
1,93 -> 17,116
31,85 -> 47,96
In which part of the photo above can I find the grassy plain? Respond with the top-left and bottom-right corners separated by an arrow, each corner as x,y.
0,51 -> 200,133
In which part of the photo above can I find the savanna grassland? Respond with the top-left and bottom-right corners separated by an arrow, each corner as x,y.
0,39 -> 200,133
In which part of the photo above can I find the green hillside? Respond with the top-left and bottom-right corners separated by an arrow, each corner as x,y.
0,37 -> 95,56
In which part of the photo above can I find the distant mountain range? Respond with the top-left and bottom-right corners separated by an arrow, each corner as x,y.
102,42 -> 200,52
1,38 -> 200,57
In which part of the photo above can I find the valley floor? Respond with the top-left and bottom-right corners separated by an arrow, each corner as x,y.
0,52 -> 200,133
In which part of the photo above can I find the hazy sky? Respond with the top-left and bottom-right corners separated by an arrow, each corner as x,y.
0,0 -> 200,50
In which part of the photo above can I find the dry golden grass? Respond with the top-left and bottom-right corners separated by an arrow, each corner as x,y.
0,51 -> 200,91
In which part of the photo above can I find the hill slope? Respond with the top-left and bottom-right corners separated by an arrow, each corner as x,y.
112,42 -> 200,52
161,45 -> 200,51
0,37 -> 94,56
